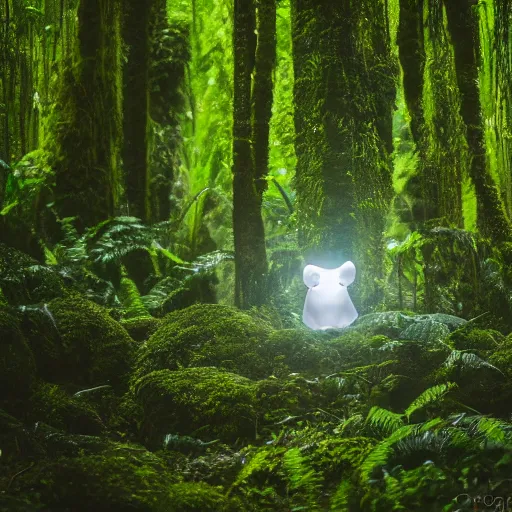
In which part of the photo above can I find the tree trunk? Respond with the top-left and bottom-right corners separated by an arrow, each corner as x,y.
53,0 -> 123,230
291,0 -> 396,309
122,0 -> 153,222
444,0 -> 511,241
252,0 -> 276,198
232,0 -> 268,308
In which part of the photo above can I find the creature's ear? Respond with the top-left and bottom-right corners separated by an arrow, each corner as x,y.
303,265 -> 321,288
339,261 -> 356,286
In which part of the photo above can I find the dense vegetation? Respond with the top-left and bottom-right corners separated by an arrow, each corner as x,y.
2,0 -> 512,510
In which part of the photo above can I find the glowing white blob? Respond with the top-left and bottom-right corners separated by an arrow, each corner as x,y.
302,261 -> 358,330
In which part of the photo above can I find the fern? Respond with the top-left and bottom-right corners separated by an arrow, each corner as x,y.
282,447 -> 323,512
118,270 -> 150,320
366,406 -> 405,436
404,382 -> 457,420
443,350 -> 505,376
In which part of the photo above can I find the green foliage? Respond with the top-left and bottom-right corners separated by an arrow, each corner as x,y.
0,243 -> 65,306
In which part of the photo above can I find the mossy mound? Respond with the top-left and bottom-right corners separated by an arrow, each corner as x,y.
167,482 -> 240,512
13,453 -> 177,511
133,368 -> 257,444
28,383 -> 105,436
0,243 -> 65,306
42,295 -> 135,387
0,307 -> 36,407
121,315 -> 162,342
259,328 -> 341,377
0,408 -> 43,460
448,326 -> 504,352
255,375 -> 320,427
135,303 -> 273,380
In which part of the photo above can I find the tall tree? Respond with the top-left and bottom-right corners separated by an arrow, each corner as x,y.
252,0 -> 277,199
122,0 -> 154,222
291,0 -> 396,308
444,0 -> 511,241
232,0 -> 270,308
52,0 -> 123,230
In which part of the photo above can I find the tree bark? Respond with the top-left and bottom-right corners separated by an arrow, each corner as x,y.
444,0 -> 510,240
53,0 -> 123,230
232,0 -> 268,308
122,0 -> 153,222
252,0 -> 276,198
291,0 -> 396,309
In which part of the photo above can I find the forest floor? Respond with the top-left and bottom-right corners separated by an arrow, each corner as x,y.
1,242 -> 511,512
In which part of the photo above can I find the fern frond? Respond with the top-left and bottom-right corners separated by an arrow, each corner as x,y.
443,350 -> 504,376
366,406 -> 405,436
405,382 -> 457,420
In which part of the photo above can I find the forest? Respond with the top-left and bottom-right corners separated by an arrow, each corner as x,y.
2,0 -> 512,510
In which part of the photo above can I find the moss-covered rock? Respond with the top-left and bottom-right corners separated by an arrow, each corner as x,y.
166,482 -> 240,511
259,328 -> 341,377
0,307 -> 36,407
121,315 -> 162,342
28,383 -> 105,435
448,326 -> 504,352
40,295 -> 135,387
135,304 -> 273,380
0,408 -> 43,460
0,243 -> 65,306
14,453 -> 177,511
255,375 -> 320,427
134,368 -> 257,444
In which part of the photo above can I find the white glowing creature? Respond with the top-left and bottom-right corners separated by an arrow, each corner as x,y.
302,261 -> 358,330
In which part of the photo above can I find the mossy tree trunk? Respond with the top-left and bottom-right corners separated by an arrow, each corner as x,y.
252,0 -> 276,198
291,0 -> 396,309
122,0 -> 153,222
444,0 -> 511,241
397,0 -> 439,223
53,0 -> 123,230
232,0 -> 269,309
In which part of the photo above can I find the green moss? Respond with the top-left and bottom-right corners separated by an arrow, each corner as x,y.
121,316 -> 162,342
133,367 -> 257,443
448,326 -> 504,352
134,304 -> 273,380
29,382 -> 105,436
45,295 -> 135,388
255,375 -> 318,426
260,329 -> 340,377
0,243 -> 65,306
0,408 -> 42,461
14,454 -> 177,511
167,482 -> 240,512
0,307 -> 36,407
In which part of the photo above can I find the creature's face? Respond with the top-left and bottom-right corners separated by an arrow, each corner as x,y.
302,261 -> 358,330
